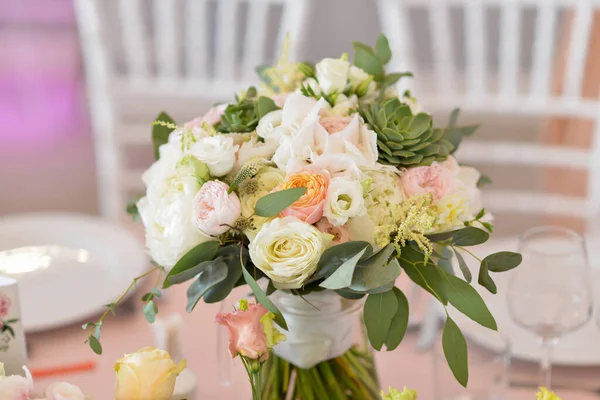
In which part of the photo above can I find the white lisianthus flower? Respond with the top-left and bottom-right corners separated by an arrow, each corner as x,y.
249,217 -> 332,289
300,77 -> 322,97
256,110 -> 283,141
315,58 -> 350,95
348,65 -> 370,90
138,151 -> 211,269
190,135 -> 239,177
234,135 -> 279,171
324,177 -> 366,226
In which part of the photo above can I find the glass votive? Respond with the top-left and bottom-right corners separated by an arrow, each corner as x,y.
433,319 -> 510,400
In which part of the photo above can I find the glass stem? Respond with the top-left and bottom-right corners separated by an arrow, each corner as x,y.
539,337 -> 554,388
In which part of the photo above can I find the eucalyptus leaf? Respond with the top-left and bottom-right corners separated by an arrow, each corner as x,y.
350,258 -> 401,292
168,258 -> 220,285
254,187 -> 307,217
152,111 -> 175,160
256,96 -> 279,119
477,174 -> 493,188
353,43 -> 385,81
204,246 -> 247,303
88,334 -> 103,355
319,247 -> 368,290
163,241 -> 220,288
427,227 -> 489,246
143,300 -> 158,323
399,246 -> 448,304
152,288 -> 162,297
141,292 -> 154,302
453,248 -> 472,283
385,287 -> 409,351
478,262 -> 497,294
335,288 -> 366,300
186,261 -> 228,312
311,241 -> 373,282
382,72 -> 412,89
483,252 -> 522,273
241,262 -> 288,330
364,291 -> 398,350
126,199 -> 140,222
442,272 -> 497,330
442,316 -> 469,387
375,34 -> 392,64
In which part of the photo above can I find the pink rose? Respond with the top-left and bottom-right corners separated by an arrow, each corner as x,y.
215,303 -> 269,360
0,367 -> 33,400
44,382 -> 85,400
401,163 -> 454,202
316,219 -> 350,245
184,104 -> 228,129
272,93 -> 289,108
193,181 -> 241,236
319,116 -> 353,134
275,169 -> 330,224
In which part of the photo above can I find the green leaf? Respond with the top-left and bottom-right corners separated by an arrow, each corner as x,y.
335,288 -> 366,300
126,199 -> 140,222
141,292 -> 154,302
163,241 -> 220,288
152,288 -> 162,297
453,248 -> 472,283
152,111 -> 175,160
168,259 -> 215,285
203,245 -> 246,303
4,326 -> 14,338
241,262 -> 288,330
311,241 -> 373,282
442,316 -> 469,387
478,262 -> 497,294
382,72 -> 412,88
82,322 -> 95,330
399,246 -> 448,304
186,261 -> 228,312
254,187 -> 307,217
266,280 -> 277,296
483,252 -> 522,273
427,227 -> 489,246
477,174 -> 492,188
385,287 -> 409,351
88,334 -> 103,355
297,62 -> 315,78
375,34 -> 392,64
442,272 -> 497,330
143,300 -> 158,323
353,44 -> 385,81
350,257 -> 401,292
256,96 -> 279,119
319,246 -> 368,290
364,290 -> 398,350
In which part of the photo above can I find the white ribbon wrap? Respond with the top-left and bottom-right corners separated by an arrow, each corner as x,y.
270,290 -> 363,369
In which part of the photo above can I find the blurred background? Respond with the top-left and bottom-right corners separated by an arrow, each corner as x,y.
1,0 -> 600,398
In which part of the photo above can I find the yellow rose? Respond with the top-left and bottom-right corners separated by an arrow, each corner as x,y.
537,387 -> 562,400
114,347 -> 186,400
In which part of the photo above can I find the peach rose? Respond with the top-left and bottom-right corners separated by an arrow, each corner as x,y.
276,169 -> 330,224
215,302 -> 270,361
316,218 -> 350,245
319,116 -> 353,134
184,104 -> 227,129
401,163 -> 454,202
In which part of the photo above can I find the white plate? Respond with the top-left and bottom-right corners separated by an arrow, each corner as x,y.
0,213 -> 147,332
441,237 -> 600,366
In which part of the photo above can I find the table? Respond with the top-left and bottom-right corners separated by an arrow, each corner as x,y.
27,283 -> 600,399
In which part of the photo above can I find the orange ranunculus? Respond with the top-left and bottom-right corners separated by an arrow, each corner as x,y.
276,169 -> 330,224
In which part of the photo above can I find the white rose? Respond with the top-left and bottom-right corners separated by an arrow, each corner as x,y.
138,154 -> 210,269
324,177 -> 366,226
249,217 -> 331,289
192,180 -> 241,236
315,58 -> 350,95
44,382 -> 85,400
235,135 -> 279,170
190,135 -> 239,177
348,66 -> 370,90
256,110 -> 283,140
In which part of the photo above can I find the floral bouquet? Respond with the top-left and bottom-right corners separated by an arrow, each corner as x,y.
86,35 -> 521,398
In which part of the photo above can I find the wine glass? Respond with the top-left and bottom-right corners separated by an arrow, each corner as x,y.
507,226 -> 593,388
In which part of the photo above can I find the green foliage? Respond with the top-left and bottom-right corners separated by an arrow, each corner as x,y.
478,261 -> 497,294
319,246 -> 369,290
186,259 -> 228,312
453,248 -> 472,283
87,333 -> 102,355
477,174 -> 493,188
443,108 -> 479,154
427,227 -> 489,246
360,98 -> 455,167
228,158 -> 271,193
126,199 -> 140,222
385,287 -> 409,351
254,187 -> 307,217
241,260 -> 288,330
442,316 -> 469,387
217,88 -> 279,133
203,245 -> 246,303
151,111 -> 176,160
297,62 -> 315,78
143,300 -> 158,323
483,252 -> 522,272
442,272 -> 497,330
364,290 -> 398,350
398,246 -> 448,304
163,241 -> 220,288
349,248 -> 401,292
311,241 -> 374,282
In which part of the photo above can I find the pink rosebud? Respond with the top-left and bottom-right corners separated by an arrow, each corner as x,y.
44,382 -> 85,400
319,116 -> 353,134
401,163 -> 454,202
316,218 -> 350,245
275,169 -> 330,225
184,104 -> 228,129
216,303 -> 270,361
193,181 -> 241,236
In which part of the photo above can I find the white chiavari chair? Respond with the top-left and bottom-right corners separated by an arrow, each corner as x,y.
377,0 -> 600,343
74,0 -> 311,221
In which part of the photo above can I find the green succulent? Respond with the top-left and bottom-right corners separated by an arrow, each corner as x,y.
217,87 -> 279,133
360,98 -> 455,167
